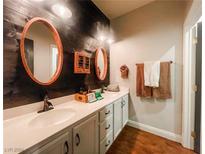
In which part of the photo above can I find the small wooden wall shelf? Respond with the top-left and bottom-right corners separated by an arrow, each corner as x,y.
74,51 -> 90,74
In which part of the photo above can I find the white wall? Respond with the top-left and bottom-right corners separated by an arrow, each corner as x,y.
110,0 -> 188,140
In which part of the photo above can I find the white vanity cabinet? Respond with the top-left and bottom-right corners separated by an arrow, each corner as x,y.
32,131 -> 72,154
114,94 -> 129,139
99,104 -> 113,154
73,114 -> 99,154
18,93 -> 129,154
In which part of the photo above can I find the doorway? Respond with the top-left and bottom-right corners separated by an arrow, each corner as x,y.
194,21 -> 202,154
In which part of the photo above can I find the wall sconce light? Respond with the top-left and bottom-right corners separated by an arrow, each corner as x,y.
99,35 -> 106,41
98,35 -> 114,44
96,21 -> 114,44
51,4 -> 72,18
107,39 -> 114,44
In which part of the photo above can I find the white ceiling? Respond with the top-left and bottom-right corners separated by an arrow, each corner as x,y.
92,0 -> 155,19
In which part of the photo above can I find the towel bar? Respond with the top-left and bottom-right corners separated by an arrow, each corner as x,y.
136,61 -> 173,65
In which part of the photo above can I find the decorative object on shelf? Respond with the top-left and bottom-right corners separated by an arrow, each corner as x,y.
74,50 -> 90,74
75,93 -> 88,103
75,89 -> 97,103
87,92 -> 97,103
95,91 -> 103,100
107,84 -> 120,92
120,65 -> 129,79
95,48 -> 108,80
20,17 -> 63,85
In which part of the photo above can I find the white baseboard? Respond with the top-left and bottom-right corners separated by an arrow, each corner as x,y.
127,120 -> 182,143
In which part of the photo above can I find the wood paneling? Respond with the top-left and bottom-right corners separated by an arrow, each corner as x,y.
107,126 -> 196,154
3,0 -> 110,109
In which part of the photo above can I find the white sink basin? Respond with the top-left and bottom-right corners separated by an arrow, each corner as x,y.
29,108 -> 76,128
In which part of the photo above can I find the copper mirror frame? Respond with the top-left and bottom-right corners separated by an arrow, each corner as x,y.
95,48 -> 108,80
20,17 -> 63,85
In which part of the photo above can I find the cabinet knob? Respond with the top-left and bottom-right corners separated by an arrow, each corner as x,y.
105,110 -> 110,115
75,133 -> 80,146
64,141 -> 69,154
105,124 -> 110,130
121,100 -> 125,108
105,140 -> 110,147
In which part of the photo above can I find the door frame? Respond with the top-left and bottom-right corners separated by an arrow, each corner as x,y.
182,17 -> 202,149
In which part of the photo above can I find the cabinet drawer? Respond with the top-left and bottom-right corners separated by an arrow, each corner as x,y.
100,104 -> 113,122
100,131 -> 113,154
100,115 -> 113,140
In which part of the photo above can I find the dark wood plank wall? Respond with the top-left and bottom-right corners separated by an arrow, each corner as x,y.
3,0 -> 110,109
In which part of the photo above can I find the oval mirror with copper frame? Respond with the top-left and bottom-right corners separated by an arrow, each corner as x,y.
95,48 -> 108,80
20,17 -> 63,85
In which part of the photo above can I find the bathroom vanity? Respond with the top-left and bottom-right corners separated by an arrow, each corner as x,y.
3,15 -> 120,154
4,87 -> 129,154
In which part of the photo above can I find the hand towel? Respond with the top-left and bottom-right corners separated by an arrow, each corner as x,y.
153,62 -> 171,99
144,61 -> 160,87
136,64 -> 152,97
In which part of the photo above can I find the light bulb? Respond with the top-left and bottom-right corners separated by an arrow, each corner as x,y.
99,35 -> 105,41
107,39 -> 114,44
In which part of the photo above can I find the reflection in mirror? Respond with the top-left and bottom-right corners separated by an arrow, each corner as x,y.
97,49 -> 105,79
95,48 -> 107,80
25,22 -> 58,83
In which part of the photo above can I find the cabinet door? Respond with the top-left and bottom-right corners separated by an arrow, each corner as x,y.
32,132 -> 72,154
73,114 -> 98,154
122,95 -> 129,127
113,99 -> 123,139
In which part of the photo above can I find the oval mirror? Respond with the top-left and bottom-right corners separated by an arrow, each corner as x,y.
20,17 -> 63,85
95,48 -> 108,80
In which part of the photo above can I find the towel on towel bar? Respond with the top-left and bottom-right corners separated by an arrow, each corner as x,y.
136,62 -> 171,99
136,64 -> 152,97
144,61 -> 160,87
153,62 -> 171,99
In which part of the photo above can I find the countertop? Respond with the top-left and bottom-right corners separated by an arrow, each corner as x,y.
4,87 -> 129,154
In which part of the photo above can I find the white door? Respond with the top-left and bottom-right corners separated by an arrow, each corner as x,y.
122,95 -> 129,127
73,114 -> 98,154
113,98 -> 123,139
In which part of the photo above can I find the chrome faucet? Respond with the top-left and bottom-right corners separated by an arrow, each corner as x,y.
38,95 -> 54,113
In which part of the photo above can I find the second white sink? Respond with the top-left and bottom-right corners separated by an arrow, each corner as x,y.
29,108 -> 76,128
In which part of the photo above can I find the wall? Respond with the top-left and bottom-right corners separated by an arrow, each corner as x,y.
110,0 -> 187,140
3,0 -> 110,109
